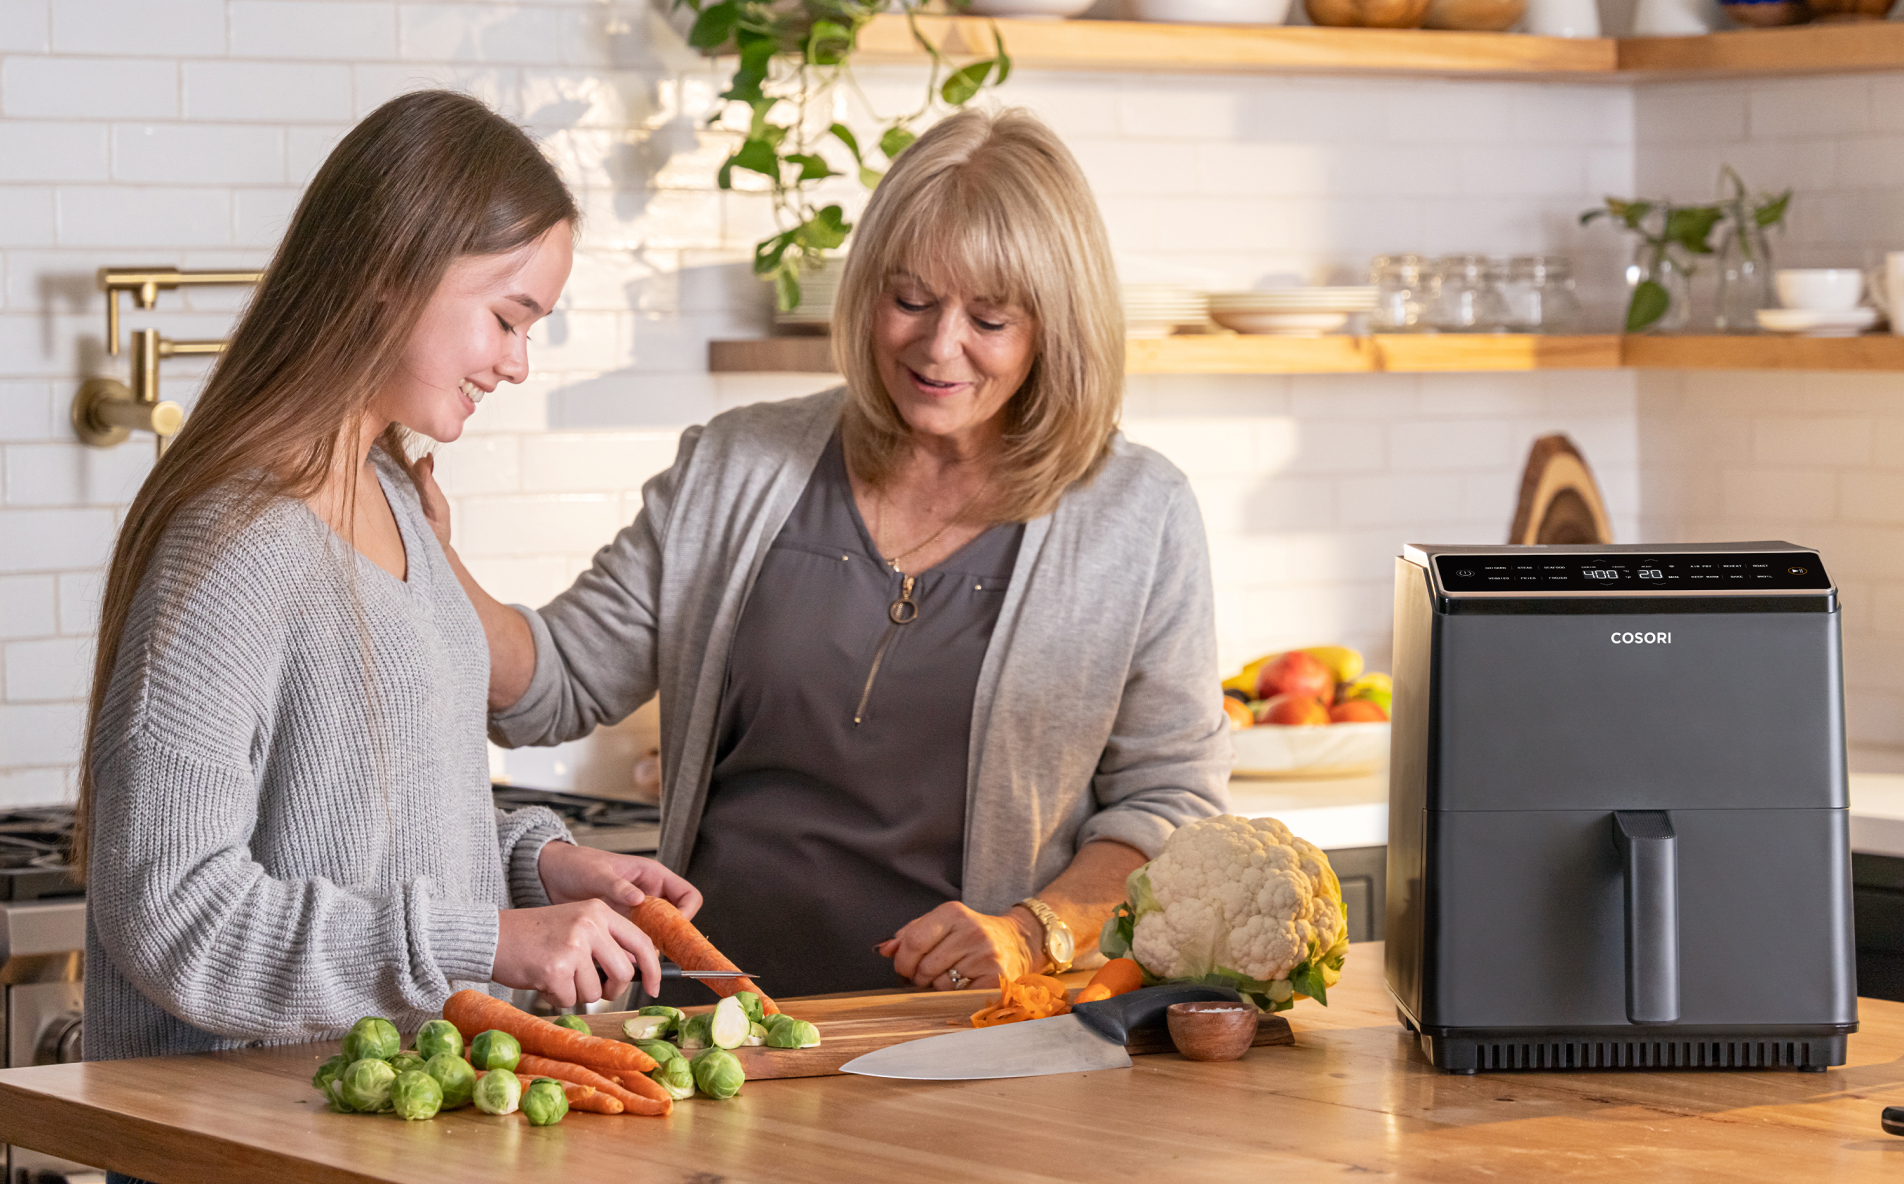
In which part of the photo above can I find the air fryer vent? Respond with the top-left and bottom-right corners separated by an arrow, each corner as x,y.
1477,1040 -> 1815,1071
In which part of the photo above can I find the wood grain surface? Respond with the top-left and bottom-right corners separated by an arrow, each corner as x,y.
6,944 -> 1904,1183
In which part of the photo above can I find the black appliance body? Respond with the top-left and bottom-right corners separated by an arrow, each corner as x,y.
1385,542 -> 1856,1073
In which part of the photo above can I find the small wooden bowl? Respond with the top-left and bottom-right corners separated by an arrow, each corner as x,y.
1423,0 -> 1527,28
1166,1001 -> 1260,1062
1305,0 -> 1431,25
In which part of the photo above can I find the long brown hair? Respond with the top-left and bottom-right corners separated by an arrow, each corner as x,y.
833,107 -> 1124,523
73,90 -> 578,878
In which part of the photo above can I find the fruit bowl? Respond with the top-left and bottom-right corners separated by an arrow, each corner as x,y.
1231,721 -> 1390,779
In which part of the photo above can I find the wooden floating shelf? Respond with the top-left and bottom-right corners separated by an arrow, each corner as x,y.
710,333 -> 1904,375
848,16 -> 1904,80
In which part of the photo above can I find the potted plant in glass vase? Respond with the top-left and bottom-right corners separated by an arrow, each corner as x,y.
1712,167 -> 1792,334
1581,197 -> 1723,334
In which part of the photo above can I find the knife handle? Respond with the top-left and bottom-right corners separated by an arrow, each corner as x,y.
1072,983 -> 1245,1045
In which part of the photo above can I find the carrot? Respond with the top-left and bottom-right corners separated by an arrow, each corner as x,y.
630,897 -> 780,1014
443,989 -> 657,1074
478,1070 -> 627,1115
1074,957 -> 1144,1004
517,1053 -> 671,1117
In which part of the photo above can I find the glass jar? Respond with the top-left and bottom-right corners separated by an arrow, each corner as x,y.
1370,253 -> 1429,332
1429,255 -> 1510,333
1625,242 -> 1691,334
1714,220 -> 1774,334
1502,256 -> 1581,334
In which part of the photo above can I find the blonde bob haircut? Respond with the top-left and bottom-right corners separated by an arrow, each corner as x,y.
832,107 -> 1124,523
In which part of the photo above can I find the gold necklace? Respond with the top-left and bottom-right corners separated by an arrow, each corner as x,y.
876,476 -> 990,572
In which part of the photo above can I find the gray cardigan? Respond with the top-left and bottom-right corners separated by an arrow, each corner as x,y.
490,389 -> 1231,914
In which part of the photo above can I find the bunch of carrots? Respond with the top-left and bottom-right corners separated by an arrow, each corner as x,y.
967,957 -> 1145,1028
445,991 -> 675,1117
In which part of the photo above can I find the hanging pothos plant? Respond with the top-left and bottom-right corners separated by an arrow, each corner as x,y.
675,0 -> 1013,312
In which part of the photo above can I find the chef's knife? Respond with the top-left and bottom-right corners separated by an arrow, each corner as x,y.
839,983 -> 1245,1081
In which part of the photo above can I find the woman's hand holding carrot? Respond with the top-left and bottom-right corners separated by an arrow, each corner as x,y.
537,841 -> 703,921
493,899 -> 659,1006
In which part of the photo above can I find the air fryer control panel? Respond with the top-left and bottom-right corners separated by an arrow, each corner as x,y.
1433,550 -> 1830,595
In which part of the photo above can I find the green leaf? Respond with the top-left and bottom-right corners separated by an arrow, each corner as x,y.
940,58 -> 993,106
796,204 -> 850,251
720,30 -> 775,104
753,228 -> 797,276
1099,903 -> 1134,961
805,19 -> 854,66
1289,961 -> 1328,1007
878,125 -> 916,161
774,266 -> 802,314
1664,205 -> 1723,255
1609,198 -> 1653,230
829,122 -> 863,164
718,137 -> 779,190
993,25 -> 1012,85
1626,279 -> 1670,333
1579,208 -> 1608,227
687,1 -> 740,49
859,165 -> 884,189
1755,189 -> 1793,229
784,153 -> 835,181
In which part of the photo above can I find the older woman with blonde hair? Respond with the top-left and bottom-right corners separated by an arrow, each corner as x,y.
432,106 -> 1230,997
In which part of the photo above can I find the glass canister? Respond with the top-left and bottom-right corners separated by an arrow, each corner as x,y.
1429,255 -> 1510,333
1502,256 -> 1581,333
1370,253 -> 1429,332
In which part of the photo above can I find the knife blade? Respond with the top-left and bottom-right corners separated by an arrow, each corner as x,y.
838,983 -> 1244,1081
659,964 -> 757,980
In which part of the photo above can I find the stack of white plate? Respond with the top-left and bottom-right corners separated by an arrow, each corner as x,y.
1124,285 -> 1208,338
1207,287 -> 1378,336
773,259 -> 847,330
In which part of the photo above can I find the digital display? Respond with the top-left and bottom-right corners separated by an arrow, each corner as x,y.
1432,551 -> 1832,595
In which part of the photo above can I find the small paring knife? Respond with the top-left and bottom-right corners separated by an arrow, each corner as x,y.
659,964 -> 758,980
839,983 -> 1244,1081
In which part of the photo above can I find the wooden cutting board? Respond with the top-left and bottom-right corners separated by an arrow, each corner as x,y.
576,989 -> 1294,1080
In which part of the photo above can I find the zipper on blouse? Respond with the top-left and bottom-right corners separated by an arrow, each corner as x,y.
854,573 -> 916,725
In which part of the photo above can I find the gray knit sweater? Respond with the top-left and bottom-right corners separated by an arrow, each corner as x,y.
84,450 -> 569,1061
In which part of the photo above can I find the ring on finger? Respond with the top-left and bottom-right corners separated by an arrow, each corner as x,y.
947,967 -> 967,989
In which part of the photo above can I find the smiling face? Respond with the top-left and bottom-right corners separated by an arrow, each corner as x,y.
374,220 -> 574,443
870,270 -> 1039,453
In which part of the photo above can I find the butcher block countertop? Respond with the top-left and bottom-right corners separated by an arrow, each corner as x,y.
6,943 -> 1904,1183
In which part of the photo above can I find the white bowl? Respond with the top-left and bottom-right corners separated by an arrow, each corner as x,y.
1209,309 -> 1351,336
965,0 -> 1096,14
1128,0 -> 1295,22
1755,307 -> 1878,337
1231,721 -> 1389,778
1775,268 -> 1864,313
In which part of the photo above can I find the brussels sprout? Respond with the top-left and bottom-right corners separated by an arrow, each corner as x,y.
649,1056 -> 695,1101
341,1058 -> 398,1113
690,1047 -> 744,1100
634,1038 -> 681,1065
678,1012 -> 713,1051
622,1014 -> 673,1041
469,1029 -> 522,1072
638,1005 -> 685,1032
342,1016 -> 400,1063
708,996 -> 750,1050
733,991 -> 765,1026
312,1052 -> 350,1092
764,1017 -> 821,1049
415,1019 -> 463,1061
425,1051 -> 477,1110
386,1050 -> 427,1075
522,1077 -> 569,1126
323,1075 -> 357,1114
390,1069 -> 443,1121
552,1014 -> 590,1035
744,1022 -> 769,1047
472,1069 -> 521,1116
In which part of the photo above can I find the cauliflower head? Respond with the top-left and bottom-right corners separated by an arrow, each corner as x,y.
1125,815 -> 1347,1008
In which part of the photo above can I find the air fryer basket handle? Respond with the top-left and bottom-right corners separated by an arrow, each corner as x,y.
1612,811 -> 1680,1025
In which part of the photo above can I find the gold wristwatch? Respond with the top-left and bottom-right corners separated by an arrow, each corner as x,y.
1015,897 -> 1075,975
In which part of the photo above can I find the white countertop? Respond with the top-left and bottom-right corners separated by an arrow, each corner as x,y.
1231,769 -> 1904,859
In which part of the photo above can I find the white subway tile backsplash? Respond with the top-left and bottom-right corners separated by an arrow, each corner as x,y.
113,124 -> 286,185
1752,416 -> 1872,467
0,122 -> 109,183
399,3 -> 567,65
230,1 -> 399,61
56,570 -> 103,635
1388,419 -> 1518,471
1746,76 -> 1873,140
1720,467 -> 1838,523
459,554 -> 577,609
0,574 -> 56,640
0,0 -> 50,53
0,189 -> 55,247
518,433 -> 679,493
455,493 -> 625,558
233,187 -> 304,248
57,186 -> 230,247
3,442 -> 152,507
4,634 -> 89,700
4,57 -> 178,120
286,125 -> 350,183
184,62 -> 356,123
50,0 -> 224,57
0,381 -> 56,443
351,64 -> 524,120
0,701 -> 84,767
432,434 -> 521,497
0,766 -> 68,806
0,508 -> 117,573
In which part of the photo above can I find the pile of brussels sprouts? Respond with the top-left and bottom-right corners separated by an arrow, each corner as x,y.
310,1016 -> 569,1126
620,991 -> 820,1102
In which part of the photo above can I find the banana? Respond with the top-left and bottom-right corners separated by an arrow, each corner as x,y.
1343,672 -> 1393,714
1300,646 -> 1364,685
1222,653 -> 1280,695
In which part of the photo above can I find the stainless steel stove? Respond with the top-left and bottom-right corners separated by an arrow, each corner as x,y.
490,784 -> 660,855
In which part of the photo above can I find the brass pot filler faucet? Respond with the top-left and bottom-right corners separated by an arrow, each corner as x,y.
71,267 -> 262,457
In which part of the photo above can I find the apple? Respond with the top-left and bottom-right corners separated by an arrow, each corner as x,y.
1255,693 -> 1330,727
1329,699 -> 1388,723
1255,651 -> 1335,706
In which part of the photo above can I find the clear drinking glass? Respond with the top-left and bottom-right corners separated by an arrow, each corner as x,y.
1502,256 -> 1580,334
1370,253 -> 1429,332
1430,255 -> 1510,333
1714,221 -> 1774,334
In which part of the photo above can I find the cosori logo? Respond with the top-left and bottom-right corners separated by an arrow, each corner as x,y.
1610,631 -> 1671,644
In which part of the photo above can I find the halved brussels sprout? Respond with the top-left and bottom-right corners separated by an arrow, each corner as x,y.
744,1022 -> 768,1047
764,1017 -> 821,1049
733,991 -> 765,1026
677,1012 -> 713,1051
708,997 -> 750,1050
622,1014 -> 673,1041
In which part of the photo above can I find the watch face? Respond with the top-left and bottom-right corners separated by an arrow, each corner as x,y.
1050,928 -> 1075,963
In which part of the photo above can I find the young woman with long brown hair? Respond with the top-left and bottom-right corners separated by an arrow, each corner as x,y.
77,91 -> 697,1072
